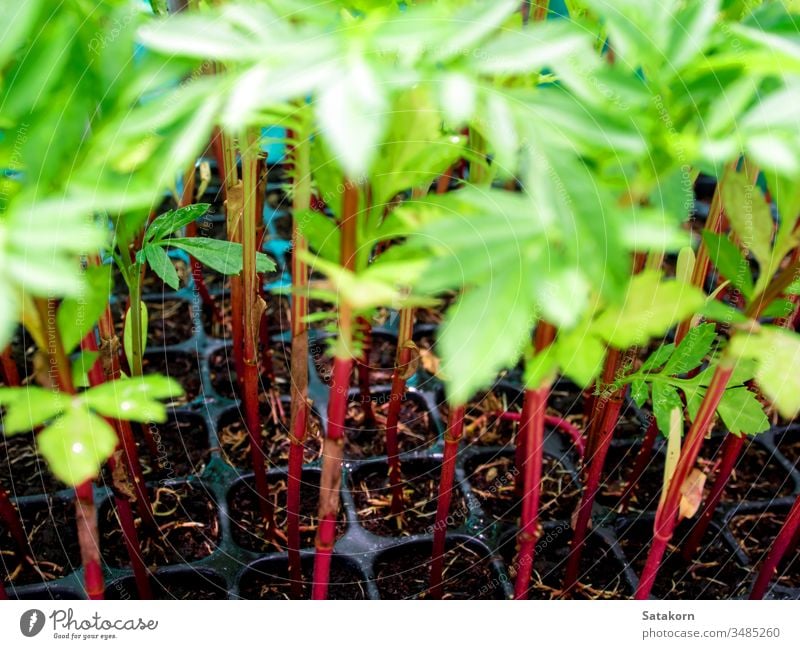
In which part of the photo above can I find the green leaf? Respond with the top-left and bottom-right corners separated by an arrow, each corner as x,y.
531,268 -> 589,330
630,379 -> 649,407
524,345 -> 559,391
166,238 -> 276,275
652,382 -> 683,438
698,299 -> 749,325
57,264 -> 113,354
702,231 -> 754,300
592,271 -> 705,349
145,203 -> 211,243
662,322 -> 717,376
296,209 -> 340,264
37,409 -> 117,486
440,266 -> 534,404
554,329 -> 605,389
0,387 -> 70,435
760,298 -> 796,320
721,171 -> 775,274
123,301 -> 148,371
716,387 -> 769,436
83,375 -> 184,424
665,0 -> 721,72
0,0 -> 43,70
143,245 -> 181,291
640,343 -> 675,373
730,326 -> 800,419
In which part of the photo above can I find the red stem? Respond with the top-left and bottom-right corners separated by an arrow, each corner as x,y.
312,357 -> 352,600
750,493 -> 800,599
681,433 -> 745,561
0,488 -> 27,558
513,387 -> 548,599
1,346 -> 20,386
286,403 -> 306,596
356,317 -> 376,428
429,404 -> 466,599
562,395 -> 623,592
635,364 -> 734,599
617,417 -> 659,514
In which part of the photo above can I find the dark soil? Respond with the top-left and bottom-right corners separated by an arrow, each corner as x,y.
351,460 -> 467,537
227,472 -> 345,553
0,498 -> 79,586
374,540 -> 504,599
113,299 -> 195,347
439,388 -> 524,448
698,437 -> 795,501
218,402 -> 322,468
548,383 -> 587,422
135,413 -> 210,478
0,432 -> 63,496
207,342 -> 290,400
598,442 -> 665,512
142,352 -> 203,405
100,483 -> 219,568
617,519 -> 751,598
201,292 -> 290,341
312,334 -> 397,387
729,509 -> 800,589
106,571 -> 228,600
465,453 -> 580,524
503,527 -> 633,599
342,394 -> 438,459
239,557 -> 368,600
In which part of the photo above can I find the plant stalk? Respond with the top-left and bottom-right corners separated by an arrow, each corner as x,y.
429,404 -> 466,599
750,493 -> 800,599
618,417 -> 659,513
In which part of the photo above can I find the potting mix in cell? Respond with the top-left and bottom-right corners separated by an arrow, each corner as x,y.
2,0 -> 800,607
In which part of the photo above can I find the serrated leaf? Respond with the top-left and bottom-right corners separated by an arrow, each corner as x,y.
760,298 -> 796,320
592,271 -> 705,349
630,379 -> 649,407
0,387 -> 70,435
699,299 -> 749,325
166,237 -> 276,275
143,245 -> 181,291
663,322 -> 717,376
83,375 -> 184,424
716,387 -> 769,436
37,409 -> 117,486
640,343 -> 675,373
702,231 -> 754,300
145,203 -> 210,243
531,268 -> 589,330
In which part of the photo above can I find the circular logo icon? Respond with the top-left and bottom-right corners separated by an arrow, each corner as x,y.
20,609 -> 45,637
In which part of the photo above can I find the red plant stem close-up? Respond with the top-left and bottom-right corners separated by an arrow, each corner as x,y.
1,346 -> 20,386
385,307 -> 415,516
750,492 -> 800,599
680,433 -> 746,561
635,363 -> 734,599
0,488 -> 27,559
243,137 -> 274,538
312,180 -> 359,600
429,404 -> 466,599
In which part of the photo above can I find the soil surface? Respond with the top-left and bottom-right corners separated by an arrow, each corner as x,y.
618,519 -> 751,598
207,342 -> 290,399
351,460 -> 466,537
227,472 -> 345,552
374,541 -> 504,599
0,432 -> 64,496
135,413 -> 210,478
342,395 -> 438,459
202,293 -> 290,341
465,453 -> 580,524
0,498 -> 79,587
439,388 -> 524,448
503,527 -> 633,599
598,442 -> 665,512
218,403 -> 323,468
312,334 -> 397,386
100,483 -> 219,568
239,558 -> 367,600
142,352 -> 203,404
729,509 -> 800,589
775,426 -> 800,466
